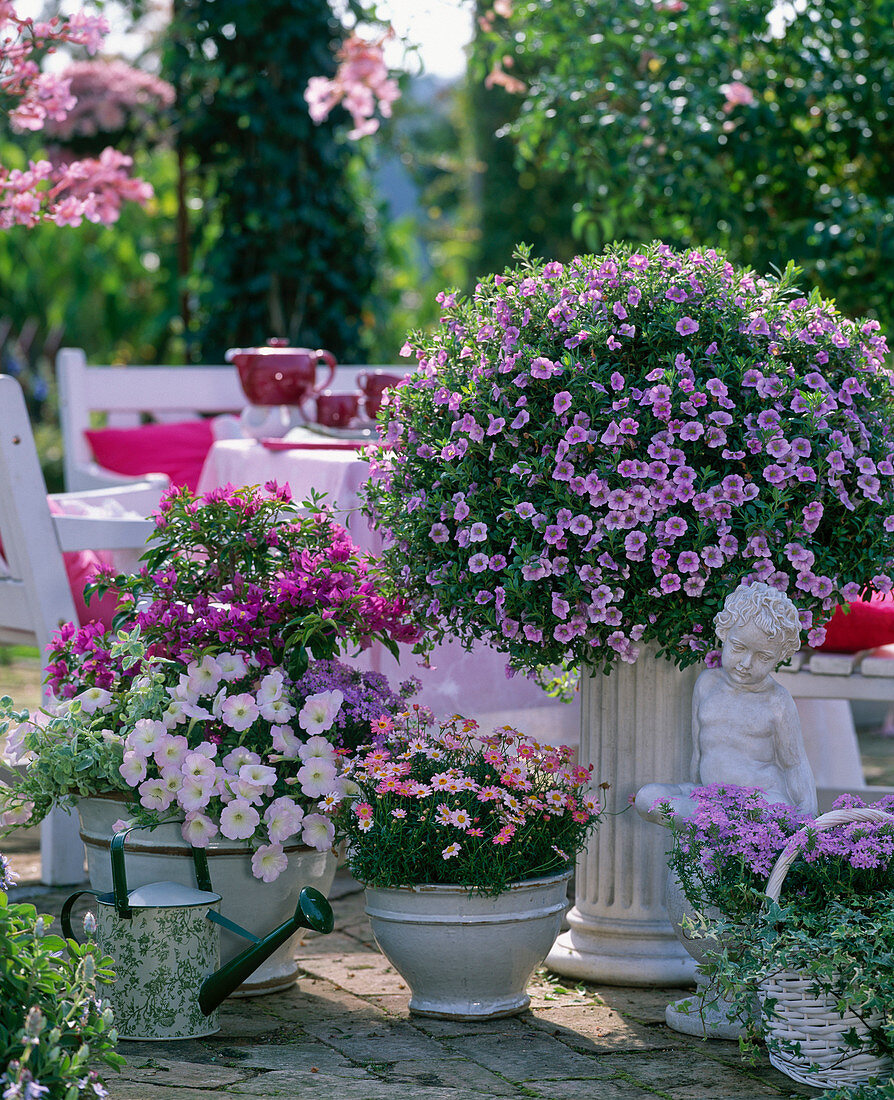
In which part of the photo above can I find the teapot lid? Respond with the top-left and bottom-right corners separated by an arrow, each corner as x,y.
126,880 -> 221,908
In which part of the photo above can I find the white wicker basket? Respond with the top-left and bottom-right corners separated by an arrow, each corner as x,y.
759,806 -> 894,1089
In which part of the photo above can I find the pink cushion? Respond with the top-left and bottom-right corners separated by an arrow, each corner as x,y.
45,499 -> 119,629
817,592 -> 894,653
85,419 -> 214,492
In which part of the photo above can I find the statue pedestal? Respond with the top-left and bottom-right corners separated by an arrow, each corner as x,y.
546,649 -> 698,986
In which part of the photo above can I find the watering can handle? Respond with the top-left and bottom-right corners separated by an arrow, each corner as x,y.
109,828 -> 214,919
60,889 -> 104,943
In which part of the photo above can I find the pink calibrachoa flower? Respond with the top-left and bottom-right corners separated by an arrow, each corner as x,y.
182,812 -> 219,848
302,813 -> 336,850
220,798 -> 261,841
119,751 -> 147,786
295,757 -> 338,799
298,690 -> 344,736
220,693 -> 260,732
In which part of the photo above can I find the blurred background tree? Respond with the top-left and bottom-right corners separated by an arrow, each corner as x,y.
2,0 -> 892,399
164,0 -> 381,363
473,0 -> 894,328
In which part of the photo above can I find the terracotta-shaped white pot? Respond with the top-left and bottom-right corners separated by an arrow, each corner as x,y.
76,793 -> 335,996
364,871 -> 571,1019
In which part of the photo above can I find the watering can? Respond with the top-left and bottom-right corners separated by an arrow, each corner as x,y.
226,338 -> 337,407
61,830 -> 334,1041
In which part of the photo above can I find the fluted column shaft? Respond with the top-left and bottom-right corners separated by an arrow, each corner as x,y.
546,647 -> 698,985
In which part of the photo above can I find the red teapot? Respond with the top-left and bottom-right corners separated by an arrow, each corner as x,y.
226,339 -> 337,408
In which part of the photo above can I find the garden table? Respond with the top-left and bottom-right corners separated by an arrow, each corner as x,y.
197,436 -> 582,748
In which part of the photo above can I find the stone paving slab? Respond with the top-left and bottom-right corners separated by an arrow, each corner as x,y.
8,871 -> 819,1100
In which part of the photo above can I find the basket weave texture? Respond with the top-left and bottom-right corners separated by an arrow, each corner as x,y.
759,806 -> 894,1089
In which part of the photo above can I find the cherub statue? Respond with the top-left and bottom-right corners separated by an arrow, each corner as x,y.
637,580 -> 817,824
635,582 -> 818,1038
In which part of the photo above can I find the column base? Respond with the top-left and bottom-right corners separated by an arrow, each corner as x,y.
545,907 -> 697,987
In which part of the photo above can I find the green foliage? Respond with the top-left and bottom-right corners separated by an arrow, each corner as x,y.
707,892 -> 894,1083
165,0 -> 380,362
475,0 -> 894,329
0,873 -> 122,1099
467,3 -> 581,276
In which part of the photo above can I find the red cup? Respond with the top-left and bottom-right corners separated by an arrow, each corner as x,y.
357,371 -> 405,419
315,391 -> 361,429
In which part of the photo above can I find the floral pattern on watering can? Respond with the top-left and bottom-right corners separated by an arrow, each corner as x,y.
101,899 -> 222,1040
61,831 -> 225,1042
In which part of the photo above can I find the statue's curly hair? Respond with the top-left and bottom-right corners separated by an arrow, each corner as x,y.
713,582 -> 801,662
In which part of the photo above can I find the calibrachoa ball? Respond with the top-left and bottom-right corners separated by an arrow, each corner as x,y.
364,241 -> 894,678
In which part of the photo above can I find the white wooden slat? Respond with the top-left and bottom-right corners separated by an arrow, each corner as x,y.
858,655 -> 894,678
807,652 -> 859,676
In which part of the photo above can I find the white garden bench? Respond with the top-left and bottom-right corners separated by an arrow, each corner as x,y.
775,648 -> 894,795
0,372 -> 162,883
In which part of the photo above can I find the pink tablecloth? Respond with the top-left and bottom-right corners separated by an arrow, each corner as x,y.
198,438 -> 581,748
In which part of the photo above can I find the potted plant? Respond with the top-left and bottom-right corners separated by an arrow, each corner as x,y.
0,482 -> 420,994
362,239 -> 894,981
0,852 -> 122,1099
334,708 -> 604,1019
653,783 -> 813,1036
695,793 -> 894,1092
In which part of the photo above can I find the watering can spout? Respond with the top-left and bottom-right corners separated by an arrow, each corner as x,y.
198,887 -> 334,1016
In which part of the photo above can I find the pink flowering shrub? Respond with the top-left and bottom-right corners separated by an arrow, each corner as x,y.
0,4 -> 153,227
45,481 -> 419,696
364,241 -> 894,681
304,27 -> 400,139
336,709 -> 605,895
42,59 -> 174,148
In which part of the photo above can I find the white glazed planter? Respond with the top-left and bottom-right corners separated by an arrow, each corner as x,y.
364,871 -> 571,1019
77,794 -> 336,996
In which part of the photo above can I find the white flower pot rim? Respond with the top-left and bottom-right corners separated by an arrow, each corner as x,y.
363,870 -> 572,894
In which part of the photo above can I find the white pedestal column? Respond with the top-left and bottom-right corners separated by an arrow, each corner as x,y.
546,647 -> 699,986
40,805 -> 86,885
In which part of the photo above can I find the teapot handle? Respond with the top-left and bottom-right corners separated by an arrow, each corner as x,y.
312,349 -> 337,395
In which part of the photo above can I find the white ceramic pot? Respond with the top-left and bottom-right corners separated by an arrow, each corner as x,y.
364,871 -> 571,1019
76,793 -> 336,996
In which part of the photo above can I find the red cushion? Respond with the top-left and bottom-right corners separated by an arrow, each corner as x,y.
85,419 -> 214,492
817,592 -> 894,653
